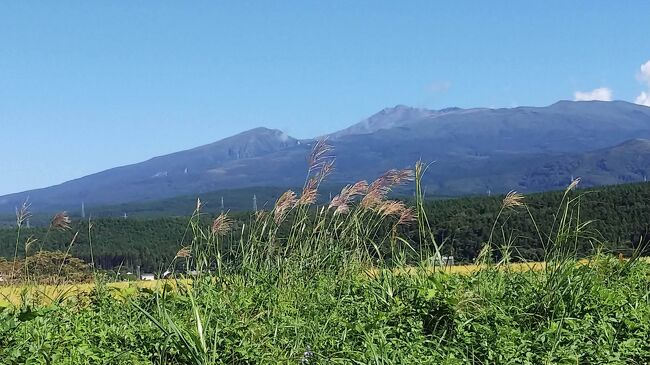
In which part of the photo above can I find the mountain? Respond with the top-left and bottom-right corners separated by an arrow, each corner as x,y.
2,100 -> 650,214
324,100 -> 650,193
0,127 -> 309,212
422,137 -> 650,195
332,100 -> 650,153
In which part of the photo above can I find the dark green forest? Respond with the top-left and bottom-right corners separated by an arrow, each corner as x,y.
1,182 -> 649,272
0,186 -> 295,227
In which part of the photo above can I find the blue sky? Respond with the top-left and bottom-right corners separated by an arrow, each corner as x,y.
1,1 -> 650,195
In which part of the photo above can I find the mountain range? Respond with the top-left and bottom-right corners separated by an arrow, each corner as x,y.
2,100 -> 650,214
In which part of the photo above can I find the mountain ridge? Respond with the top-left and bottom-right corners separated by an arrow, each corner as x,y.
2,100 -> 650,213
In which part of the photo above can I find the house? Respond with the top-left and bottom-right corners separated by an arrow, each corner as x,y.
162,270 -> 199,278
140,273 -> 155,281
428,254 -> 455,267
441,255 -> 455,266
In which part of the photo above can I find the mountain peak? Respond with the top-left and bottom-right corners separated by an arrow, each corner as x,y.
378,104 -> 422,113
205,127 -> 297,147
376,104 -> 430,116
240,126 -> 276,133
328,105 -> 434,139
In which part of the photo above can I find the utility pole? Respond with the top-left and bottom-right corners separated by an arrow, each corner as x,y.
81,202 -> 86,219
220,196 -> 225,213
253,194 -> 258,212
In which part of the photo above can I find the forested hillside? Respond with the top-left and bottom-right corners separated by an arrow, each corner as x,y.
1,182 -> 648,272
422,182 -> 650,260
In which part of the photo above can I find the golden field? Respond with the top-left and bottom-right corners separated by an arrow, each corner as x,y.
0,261 -> 546,306
2,257 -> 646,307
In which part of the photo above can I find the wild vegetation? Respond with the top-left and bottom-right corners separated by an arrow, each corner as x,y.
1,181 -> 649,272
1,141 -> 649,364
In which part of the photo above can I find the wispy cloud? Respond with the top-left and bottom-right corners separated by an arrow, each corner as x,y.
428,81 -> 452,93
635,60 -> 650,106
635,91 -> 650,106
573,87 -> 612,101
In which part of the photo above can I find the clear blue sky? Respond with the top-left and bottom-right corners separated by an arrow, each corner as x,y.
1,1 -> 650,195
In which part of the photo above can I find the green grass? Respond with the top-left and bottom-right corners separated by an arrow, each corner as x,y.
1,143 -> 649,364
1,257 -> 648,364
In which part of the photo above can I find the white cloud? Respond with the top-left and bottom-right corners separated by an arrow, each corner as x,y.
573,87 -> 612,101
634,60 -> 650,107
637,60 -> 650,85
278,131 -> 290,142
635,91 -> 650,106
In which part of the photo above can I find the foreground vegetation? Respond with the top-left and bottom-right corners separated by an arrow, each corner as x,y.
1,256 -> 648,364
1,141 -> 649,364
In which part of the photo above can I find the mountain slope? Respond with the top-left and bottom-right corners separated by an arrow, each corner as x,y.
525,138 -> 650,188
0,128 -> 308,212
2,101 -> 650,213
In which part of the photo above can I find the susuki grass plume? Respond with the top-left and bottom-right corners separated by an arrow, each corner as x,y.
384,168 -> 415,186
299,139 -> 335,205
397,207 -> 416,225
329,180 -> 368,214
566,177 -> 581,192
298,178 -> 319,206
377,200 -> 407,218
211,212 -> 233,236
361,168 -> 414,209
15,200 -> 32,228
306,139 -> 334,175
51,212 -> 72,231
175,247 -> 191,259
502,191 -> 525,210
274,190 -> 297,224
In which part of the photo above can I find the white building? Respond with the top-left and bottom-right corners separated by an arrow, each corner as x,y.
141,273 -> 155,281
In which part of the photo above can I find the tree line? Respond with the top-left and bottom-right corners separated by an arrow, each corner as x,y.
0,182 -> 648,272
